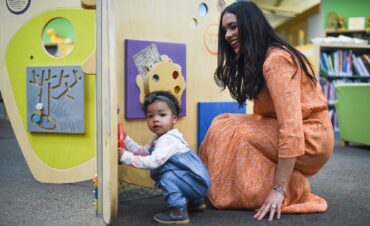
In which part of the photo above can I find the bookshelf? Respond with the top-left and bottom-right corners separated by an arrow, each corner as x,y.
321,0 -> 370,42
325,29 -> 370,44
313,44 -> 370,131
325,29 -> 370,35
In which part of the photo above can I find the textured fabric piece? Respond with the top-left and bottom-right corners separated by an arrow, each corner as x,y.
199,47 -> 334,214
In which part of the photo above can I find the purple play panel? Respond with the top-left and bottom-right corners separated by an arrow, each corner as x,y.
125,39 -> 186,119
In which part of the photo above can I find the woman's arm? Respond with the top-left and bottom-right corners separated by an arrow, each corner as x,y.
274,157 -> 296,188
255,49 -> 305,221
254,157 -> 296,221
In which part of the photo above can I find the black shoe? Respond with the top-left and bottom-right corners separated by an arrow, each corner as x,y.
188,199 -> 206,212
153,206 -> 189,224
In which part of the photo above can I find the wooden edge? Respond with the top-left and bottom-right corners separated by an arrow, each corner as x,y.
96,0 -> 118,222
82,50 -> 96,75
81,0 -> 96,9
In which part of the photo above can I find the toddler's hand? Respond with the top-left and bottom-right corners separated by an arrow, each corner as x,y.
118,148 -> 125,164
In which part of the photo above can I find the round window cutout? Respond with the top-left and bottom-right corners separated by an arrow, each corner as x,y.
42,18 -> 76,58
198,3 -> 208,16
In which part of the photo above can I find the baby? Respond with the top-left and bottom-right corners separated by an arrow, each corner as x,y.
119,91 -> 210,224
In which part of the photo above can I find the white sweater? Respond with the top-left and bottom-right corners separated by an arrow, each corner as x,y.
120,129 -> 189,169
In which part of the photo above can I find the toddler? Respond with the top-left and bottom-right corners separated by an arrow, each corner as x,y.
119,91 -> 210,224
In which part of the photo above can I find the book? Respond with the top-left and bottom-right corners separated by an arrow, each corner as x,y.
352,54 -> 364,75
357,56 -> 369,76
346,51 -> 353,76
333,51 -> 339,75
327,54 -> 334,75
320,52 -> 329,75
362,54 -> 370,66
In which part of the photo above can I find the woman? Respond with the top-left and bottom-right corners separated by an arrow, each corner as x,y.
199,1 -> 334,221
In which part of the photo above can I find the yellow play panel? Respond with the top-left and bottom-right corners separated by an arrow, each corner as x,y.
3,8 -> 96,183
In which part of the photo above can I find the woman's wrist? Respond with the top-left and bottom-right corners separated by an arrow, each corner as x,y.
272,184 -> 287,197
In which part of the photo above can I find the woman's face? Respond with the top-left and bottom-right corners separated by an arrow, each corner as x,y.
222,12 -> 240,54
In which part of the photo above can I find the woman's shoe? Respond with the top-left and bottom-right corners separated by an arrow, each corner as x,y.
188,199 -> 206,211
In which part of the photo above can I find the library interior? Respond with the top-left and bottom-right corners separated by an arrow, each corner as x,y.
0,0 -> 369,225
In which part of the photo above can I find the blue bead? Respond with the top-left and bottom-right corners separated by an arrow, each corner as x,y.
34,114 -> 42,123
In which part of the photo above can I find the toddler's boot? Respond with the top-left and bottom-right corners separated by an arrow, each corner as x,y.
153,206 -> 189,224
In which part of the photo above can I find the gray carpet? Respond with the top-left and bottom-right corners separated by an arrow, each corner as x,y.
112,142 -> 370,226
0,119 -> 104,226
1,118 -> 370,226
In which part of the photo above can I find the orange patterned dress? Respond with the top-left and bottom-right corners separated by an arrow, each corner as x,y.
199,47 -> 334,213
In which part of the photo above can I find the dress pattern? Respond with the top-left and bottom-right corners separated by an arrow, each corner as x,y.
199,47 -> 334,213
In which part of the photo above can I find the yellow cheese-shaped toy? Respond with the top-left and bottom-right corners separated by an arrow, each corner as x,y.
136,55 -> 186,104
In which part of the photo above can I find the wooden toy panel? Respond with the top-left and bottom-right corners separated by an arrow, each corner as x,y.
125,39 -> 186,118
0,3 -> 96,183
27,66 -> 85,133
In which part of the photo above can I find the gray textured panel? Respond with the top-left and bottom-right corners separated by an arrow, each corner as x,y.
26,66 -> 85,133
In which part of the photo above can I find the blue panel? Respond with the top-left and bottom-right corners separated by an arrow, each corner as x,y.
197,102 -> 246,150
26,66 -> 85,133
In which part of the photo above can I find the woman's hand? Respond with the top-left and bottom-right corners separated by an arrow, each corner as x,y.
254,157 -> 296,221
254,189 -> 285,221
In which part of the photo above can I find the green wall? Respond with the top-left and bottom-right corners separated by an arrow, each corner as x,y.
322,0 -> 370,29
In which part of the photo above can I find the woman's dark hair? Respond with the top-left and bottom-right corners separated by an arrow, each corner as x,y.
215,1 -> 316,104
143,91 -> 180,116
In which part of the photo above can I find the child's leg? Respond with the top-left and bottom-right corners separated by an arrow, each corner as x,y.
160,170 -> 208,206
154,171 -> 209,224
154,171 -> 189,224
159,171 -> 187,208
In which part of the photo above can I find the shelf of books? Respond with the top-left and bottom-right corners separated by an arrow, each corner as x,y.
314,44 -> 370,132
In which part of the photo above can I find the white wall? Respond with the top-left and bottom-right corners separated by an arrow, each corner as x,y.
307,9 -> 325,42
